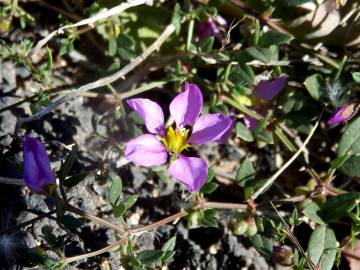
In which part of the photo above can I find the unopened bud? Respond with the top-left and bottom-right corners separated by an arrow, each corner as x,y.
245,219 -> 258,237
234,220 -> 248,235
271,246 -> 293,266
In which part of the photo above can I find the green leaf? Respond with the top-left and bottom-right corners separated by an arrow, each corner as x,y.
200,182 -> 219,194
236,159 -> 255,187
137,250 -> 165,265
45,47 -> 53,71
259,31 -> 293,47
109,175 -> 122,206
245,46 -> 279,63
59,146 -> 77,182
304,74 -> 322,100
252,235 -> 273,258
337,116 -> 360,156
199,36 -> 214,53
63,172 -> 88,188
321,192 -> 360,222
113,195 -> 138,217
108,38 -> 117,56
303,202 -> 325,225
352,72 -> 360,83
285,113 -> 313,134
339,156 -> 360,177
307,225 -> 337,270
236,122 -> 254,142
171,3 -> 182,35
229,64 -> 256,85
162,236 -> 176,251
330,155 -> 350,170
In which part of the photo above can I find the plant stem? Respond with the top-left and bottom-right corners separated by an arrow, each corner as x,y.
221,95 -> 263,120
251,114 -> 321,200
274,125 -> 297,152
63,237 -> 129,264
0,210 -> 57,234
66,204 -> 125,233
197,201 -> 248,210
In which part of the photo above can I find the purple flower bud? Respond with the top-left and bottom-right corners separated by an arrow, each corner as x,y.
326,103 -> 358,126
23,136 -> 56,194
252,76 -> 288,101
271,246 -> 293,266
197,15 -> 227,40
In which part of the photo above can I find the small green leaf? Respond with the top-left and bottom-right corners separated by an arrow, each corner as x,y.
339,156 -> 360,177
352,72 -> 360,83
303,202 -> 325,225
108,38 -> 117,56
63,172 -> 88,188
321,192 -> 360,222
109,176 -> 122,206
171,3 -> 182,35
199,36 -> 214,53
330,155 -> 350,170
236,159 -> 255,187
252,235 -> 273,258
137,250 -> 165,265
162,236 -> 176,251
113,195 -> 138,217
307,225 -> 337,270
337,116 -> 360,156
304,74 -> 322,100
236,122 -> 254,142
45,47 -> 53,71
59,146 -> 77,182
200,182 -> 219,194
259,31 -> 293,47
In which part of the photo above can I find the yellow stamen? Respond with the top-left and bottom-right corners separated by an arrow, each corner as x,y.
161,126 -> 190,154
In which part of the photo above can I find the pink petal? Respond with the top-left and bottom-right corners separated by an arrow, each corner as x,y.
168,155 -> 208,192
253,76 -> 287,101
127,98 -> 165,135
124,134 -> 168,167
169,82 -> 203,127
188,113 -> 234,144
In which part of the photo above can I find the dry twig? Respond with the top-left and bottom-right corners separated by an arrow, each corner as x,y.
15,23 -> 176,134
31,0 -> 152,56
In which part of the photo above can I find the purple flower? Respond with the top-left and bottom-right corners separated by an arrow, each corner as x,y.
244,76 -> 287,130
327,102 -> 358,126
23,136 -> 56,194
197,15 -> 228,40
125,82 -> 234,192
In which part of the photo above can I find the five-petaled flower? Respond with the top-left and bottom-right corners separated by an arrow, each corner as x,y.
23,136 -> 56,194
124,82 -> 234,192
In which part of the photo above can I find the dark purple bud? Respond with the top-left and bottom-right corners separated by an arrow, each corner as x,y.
197,15 -> 227,40
271,246 -> 293,266
326,103 -> 359,126
23,136 -> 56,194
252,76 -> 288,101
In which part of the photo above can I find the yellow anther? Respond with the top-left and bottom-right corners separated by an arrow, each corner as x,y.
162,126 -> 190,154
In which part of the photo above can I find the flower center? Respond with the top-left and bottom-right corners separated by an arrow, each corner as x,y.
160,126 -> 190,154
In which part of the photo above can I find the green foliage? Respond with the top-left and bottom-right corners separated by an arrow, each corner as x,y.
307,226 -> 337,270
304,74 -> 322,101
236,122 -> 254,142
